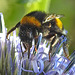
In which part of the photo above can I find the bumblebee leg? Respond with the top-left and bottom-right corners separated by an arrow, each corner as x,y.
6,22 -> 20,39
20,41 -> 28,57
33,41 -> 38,55
33,33 -> 42,55
49,35 -> 57,62
34,38 -> 38,53
33,45 -> 37,55
63,42 -> 70,60
49,45 -> 52,62
22,42 -> 31,59
22,43 -> 28,54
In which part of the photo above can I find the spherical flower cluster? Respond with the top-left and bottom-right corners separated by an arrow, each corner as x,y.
0,30 -> 75,75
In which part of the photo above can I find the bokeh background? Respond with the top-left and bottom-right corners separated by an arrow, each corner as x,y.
0,0 -> 75,54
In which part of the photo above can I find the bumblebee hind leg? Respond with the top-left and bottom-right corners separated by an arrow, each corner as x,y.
21,42 -> 31,59
6,22 -> 20,39
20,41 -> 29,58
22,42 -> 28,56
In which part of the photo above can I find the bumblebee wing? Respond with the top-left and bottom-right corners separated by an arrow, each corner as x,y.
42,14 -> 64,24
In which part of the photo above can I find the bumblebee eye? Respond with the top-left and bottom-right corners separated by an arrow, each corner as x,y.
55,18 -> 63,30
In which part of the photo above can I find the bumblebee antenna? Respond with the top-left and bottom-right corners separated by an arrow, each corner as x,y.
6,22 -> 20,39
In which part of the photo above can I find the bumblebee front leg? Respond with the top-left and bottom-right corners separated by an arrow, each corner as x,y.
63,41 -> 70,60
49,45 -> 52,62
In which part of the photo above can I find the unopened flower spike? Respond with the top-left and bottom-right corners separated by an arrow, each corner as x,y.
69,50 -> 75,60
63,60 -> 75,74
63,51 -> 75,74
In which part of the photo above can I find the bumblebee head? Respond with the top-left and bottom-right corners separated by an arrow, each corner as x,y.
49,17 -> 67,36
43,14 -> 66,36
43,14 -> 63,29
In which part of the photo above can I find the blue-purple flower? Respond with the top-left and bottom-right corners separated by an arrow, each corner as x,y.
0,28 -> 75,75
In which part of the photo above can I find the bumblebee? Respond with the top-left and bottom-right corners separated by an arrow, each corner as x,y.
6,11 -> 69,61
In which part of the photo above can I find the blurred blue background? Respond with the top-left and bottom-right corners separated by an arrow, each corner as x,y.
0,0 -> 75,54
